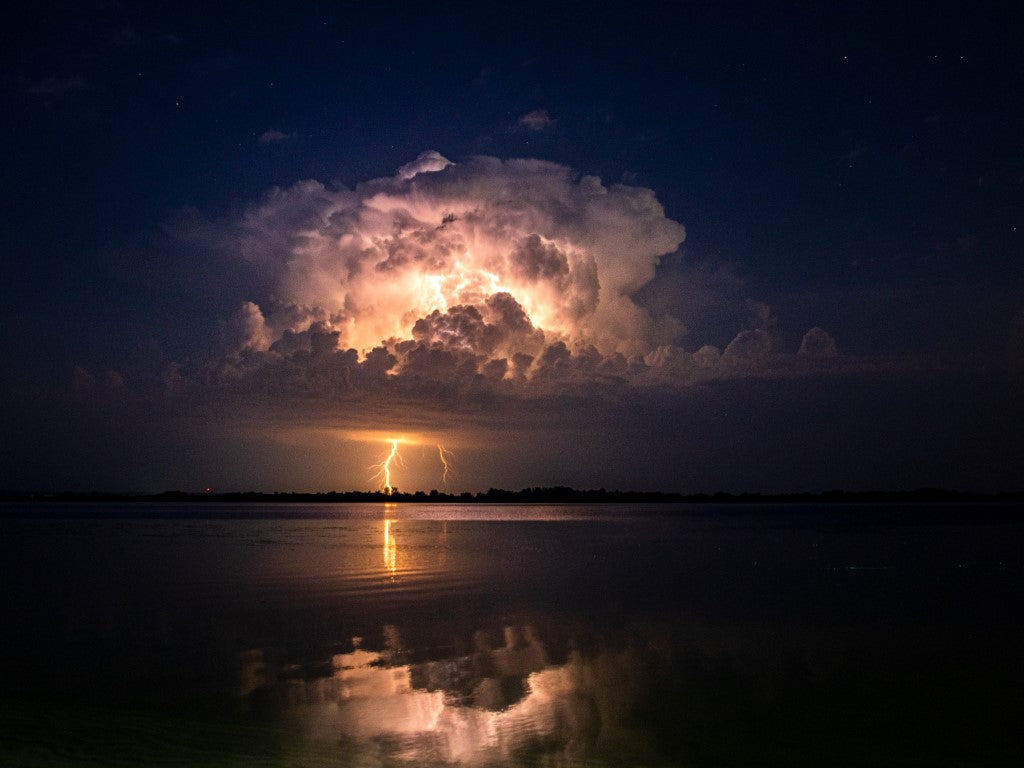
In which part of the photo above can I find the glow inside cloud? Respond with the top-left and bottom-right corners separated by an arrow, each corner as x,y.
227,151 -> 687,376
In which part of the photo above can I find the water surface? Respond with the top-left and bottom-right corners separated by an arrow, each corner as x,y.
2,502 -> 1022,766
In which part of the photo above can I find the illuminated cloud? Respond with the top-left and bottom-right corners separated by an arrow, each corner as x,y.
693,344 -> 722,369
207,152 -> 689,391
798,326 -> 838,360
224,301 -> 272,353
722,328 -> 772,367
397,149 -> 454,179
135,151 -> 850,427
517,108 -> 553,130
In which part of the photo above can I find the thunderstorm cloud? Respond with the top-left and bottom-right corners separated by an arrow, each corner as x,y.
44,155 -> 1024,494
102,152 -> 843,416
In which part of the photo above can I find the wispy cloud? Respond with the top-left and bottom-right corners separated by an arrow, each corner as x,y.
258,129 -> 291,144
26,75 -> 88,96
518,109 -> 553,131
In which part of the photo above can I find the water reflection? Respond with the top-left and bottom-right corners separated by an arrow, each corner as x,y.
245,622 -> 670,766
382,511 -> 450,579
383,518 -> 397,575
6,508 -> 1024,766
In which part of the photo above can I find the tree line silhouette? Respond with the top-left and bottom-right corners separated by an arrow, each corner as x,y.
4,486 -> 1022,504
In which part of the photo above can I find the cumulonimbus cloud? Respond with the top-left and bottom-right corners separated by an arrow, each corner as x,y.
151,152 -> 839,405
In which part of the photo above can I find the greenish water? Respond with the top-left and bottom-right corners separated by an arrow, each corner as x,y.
2,502 -> 1022,766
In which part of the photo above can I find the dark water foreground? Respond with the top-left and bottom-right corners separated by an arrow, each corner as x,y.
1,502 -> 1022,766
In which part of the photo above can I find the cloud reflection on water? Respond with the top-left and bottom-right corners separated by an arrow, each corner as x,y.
242,622 -> 669,766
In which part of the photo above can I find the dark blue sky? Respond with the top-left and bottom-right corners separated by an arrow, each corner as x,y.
4,2 -> 1023,492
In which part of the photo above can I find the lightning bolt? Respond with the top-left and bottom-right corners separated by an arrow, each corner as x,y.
437,444 -> 454,488
371,439 -> 405,494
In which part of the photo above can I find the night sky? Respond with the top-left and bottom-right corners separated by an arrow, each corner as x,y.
3,2 -> 1023,493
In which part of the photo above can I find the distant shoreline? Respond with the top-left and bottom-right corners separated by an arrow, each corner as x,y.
3,487 -> 1023,505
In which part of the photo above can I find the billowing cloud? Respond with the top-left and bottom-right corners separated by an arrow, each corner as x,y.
224,300 -> 272,354
116,152 -> 847,423
197,152 -> 697,395
722,328 -> 772,367
798,326 -> 838,360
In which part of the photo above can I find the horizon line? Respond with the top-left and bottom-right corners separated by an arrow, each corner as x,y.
4,487 -> 1024,504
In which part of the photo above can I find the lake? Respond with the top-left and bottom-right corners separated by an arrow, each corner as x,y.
1,502 -> 1021,766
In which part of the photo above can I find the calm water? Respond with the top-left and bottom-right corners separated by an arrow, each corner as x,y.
1,502 -> 1022,766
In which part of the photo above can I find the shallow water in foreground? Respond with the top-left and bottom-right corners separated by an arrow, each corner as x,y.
1,502 -> 1022,766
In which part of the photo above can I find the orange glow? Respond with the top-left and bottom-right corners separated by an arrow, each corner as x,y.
284,623 -> 639,763
325,253 -> 572,358
383,518 -> 397,574
347,429 -> 426,446
318,429 -> 467,493
286,220 -> 592,361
